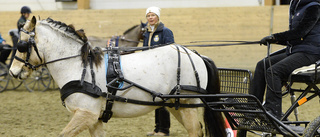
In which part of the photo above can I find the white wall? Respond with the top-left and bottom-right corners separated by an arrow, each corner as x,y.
90,0 -> 262,9
0,0 -> 77,11
0,0 -> 261,11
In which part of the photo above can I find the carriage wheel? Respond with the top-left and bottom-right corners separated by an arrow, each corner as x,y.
49,79 -> 59,90
24,67 -> 51,92
303,116 -> 320,137
6,76 -> 23,90
0,62 -> 9,93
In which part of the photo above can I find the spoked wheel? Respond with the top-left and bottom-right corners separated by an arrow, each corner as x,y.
303,116 -> 320,137
49,79 -> 59,90
0,62 -> 9,93
24,67 -> 51,92
6,76 -> 23,90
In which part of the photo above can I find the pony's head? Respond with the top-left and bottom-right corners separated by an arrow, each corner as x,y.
10,16 -> 102,80
10,16 -> 43,80
118,21 -> 146,47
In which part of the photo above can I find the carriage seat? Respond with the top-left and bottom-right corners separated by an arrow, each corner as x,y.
290,61 -> 320,83
8,29 -> 19,38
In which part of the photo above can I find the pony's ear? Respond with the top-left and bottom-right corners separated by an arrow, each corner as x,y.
140,20 -> 146,27
31,16 -> 37,26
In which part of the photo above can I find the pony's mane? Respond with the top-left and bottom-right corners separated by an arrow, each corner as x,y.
123,25 -> 139,35
39,18 -> 102,67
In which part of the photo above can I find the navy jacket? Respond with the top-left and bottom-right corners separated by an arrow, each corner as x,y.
273,0 -> 320,55
17,16 -> 27,33
143,22 -> 174,47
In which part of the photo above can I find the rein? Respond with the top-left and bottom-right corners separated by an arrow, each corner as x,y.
14,30 -> 259,70
183,40 -> 260,47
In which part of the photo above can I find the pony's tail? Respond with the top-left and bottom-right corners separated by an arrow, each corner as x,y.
201,56 -> 226,137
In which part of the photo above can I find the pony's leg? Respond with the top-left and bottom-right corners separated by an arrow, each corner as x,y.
59,109 -> 99,137
167,107 -> 203,137
89,121 -> 105,137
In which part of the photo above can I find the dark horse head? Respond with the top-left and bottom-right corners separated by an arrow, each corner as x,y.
88,22 -> 147,48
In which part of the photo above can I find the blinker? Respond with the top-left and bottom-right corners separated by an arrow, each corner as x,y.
17,40 -> 29,53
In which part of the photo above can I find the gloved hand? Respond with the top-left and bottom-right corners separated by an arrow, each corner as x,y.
260,35 -> 277,46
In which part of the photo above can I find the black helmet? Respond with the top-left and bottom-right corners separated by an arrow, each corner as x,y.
20,6 -> 31,14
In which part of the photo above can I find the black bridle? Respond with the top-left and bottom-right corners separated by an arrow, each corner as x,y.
15,28 -> 44,70
15,28 -> 84,70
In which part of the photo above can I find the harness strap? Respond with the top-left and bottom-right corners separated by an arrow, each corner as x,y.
14,56 -> 35,69
106,77 -> 162,101
34,55 -> 81,68
80,59 -> 88,86
26,46 -> 31,64
60,80 -> 102,105
103,94 -> 208,108
89,55 -> 96,88
173,44 -> 181,110
179,45 -> 201,89
101,46 -> 123,123
170,85 -> 208,94
29,36 -> 43,63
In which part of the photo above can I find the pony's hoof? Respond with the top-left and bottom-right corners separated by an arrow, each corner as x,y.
147,131 -> 169,136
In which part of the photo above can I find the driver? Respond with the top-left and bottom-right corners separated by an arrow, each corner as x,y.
17,6 -> 31,33
251,0 -> 320,119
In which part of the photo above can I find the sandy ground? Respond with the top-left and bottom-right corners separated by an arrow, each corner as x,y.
1,83 -> 320,137
0,89 -> 190,137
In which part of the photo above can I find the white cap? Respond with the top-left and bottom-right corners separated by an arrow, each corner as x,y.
146,6 -> 161,18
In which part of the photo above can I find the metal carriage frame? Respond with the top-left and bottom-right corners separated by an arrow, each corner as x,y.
209,67 -> 320,137
118,65 -> 319,137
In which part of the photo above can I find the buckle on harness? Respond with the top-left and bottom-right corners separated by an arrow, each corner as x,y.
100,94 -> 115,123
175,85 -> 181,110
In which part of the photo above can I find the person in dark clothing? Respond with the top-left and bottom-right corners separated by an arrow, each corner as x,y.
143,8 -> 174,47
143,6 -> 174,136
17,6 -> 31,33
0,34 -> 12,64
251,0 -> 320,119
